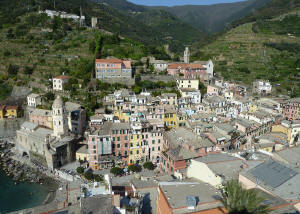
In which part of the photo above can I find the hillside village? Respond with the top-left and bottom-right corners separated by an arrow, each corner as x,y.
1,4 -> 300,214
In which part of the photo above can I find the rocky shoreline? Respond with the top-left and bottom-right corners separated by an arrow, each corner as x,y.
0,140 -> 58,189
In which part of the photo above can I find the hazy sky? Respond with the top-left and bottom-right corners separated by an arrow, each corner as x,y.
127,0 -> 246,6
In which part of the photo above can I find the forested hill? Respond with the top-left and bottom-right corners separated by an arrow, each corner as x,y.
231,0 -> 300,27
0,0 -> 205,53
154,0 -> 272,33
200,5 -> 300,97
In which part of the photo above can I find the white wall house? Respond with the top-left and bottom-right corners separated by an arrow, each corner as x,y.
39,10 -> 85,21
199,60 -> 214,78
153,61 -> 168,71
53,75 -> 69,91
187,159 -> 223,187
253,80 -> 272,94
180,89 -> 201,104
27,93 -> 42,108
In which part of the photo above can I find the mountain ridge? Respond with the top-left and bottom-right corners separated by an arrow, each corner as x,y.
92,0 -> 273,33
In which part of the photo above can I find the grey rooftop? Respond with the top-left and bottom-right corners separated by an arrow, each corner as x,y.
194,153 -> 240,164
21,121 -> 38,131
159,180 -> 222,213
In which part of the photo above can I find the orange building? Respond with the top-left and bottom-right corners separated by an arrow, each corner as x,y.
156,182 -> 226,214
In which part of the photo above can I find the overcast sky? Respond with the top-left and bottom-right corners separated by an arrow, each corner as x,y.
128,0 -> 247,6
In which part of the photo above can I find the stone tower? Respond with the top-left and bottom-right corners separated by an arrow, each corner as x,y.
184,47 -> 190,64
52,95 -> 68,138
91,17 -> 98,28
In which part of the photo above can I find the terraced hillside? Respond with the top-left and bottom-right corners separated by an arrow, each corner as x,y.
201,9 -> 300,97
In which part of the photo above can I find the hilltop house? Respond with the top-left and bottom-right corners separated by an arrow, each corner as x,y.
194,59 -> 214,78
167,63 -> 207,81
53,75 -> 69,91
176,77 -> 199,90
253,80 -> 272,95
95,58 -> 132,80
27,93 -> 42,108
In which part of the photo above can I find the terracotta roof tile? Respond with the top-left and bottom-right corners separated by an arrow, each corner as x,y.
168,63 -> 204,69
95,58 -> 123,63
54,75 -> 69,80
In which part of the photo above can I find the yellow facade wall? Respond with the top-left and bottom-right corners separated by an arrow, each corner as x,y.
164,112 -> 177,129
76,152 -> 89,162
129,134 -> 143,164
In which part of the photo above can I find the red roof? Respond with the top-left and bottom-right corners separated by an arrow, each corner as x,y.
95,59 -> 124,63
55,75 -> 69,80
0,105 -> 18,110
6,106 -> 18,110
168,63 -> 204,69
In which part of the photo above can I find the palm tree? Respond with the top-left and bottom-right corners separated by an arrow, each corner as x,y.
220,180 -> 270,214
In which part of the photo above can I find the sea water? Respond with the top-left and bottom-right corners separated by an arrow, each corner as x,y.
0,169 -> 49,213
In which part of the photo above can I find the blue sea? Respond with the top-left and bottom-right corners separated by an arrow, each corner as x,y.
0,169 -> 49,213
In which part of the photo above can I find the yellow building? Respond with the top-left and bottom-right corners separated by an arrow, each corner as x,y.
164,107 -> 177,129
129,133 -> 143,164
177,112 -> 187,127
0,105 -> 18,119
272,120 -> 300,145
176,78 -> 199,90
248,103 -> 258,113
76,145 -> 89,162
161,93 -> 177,105
260,144 -> 274,153
0,106 -> 4,119
272,124 -> 289,137
114,110 -> 131,122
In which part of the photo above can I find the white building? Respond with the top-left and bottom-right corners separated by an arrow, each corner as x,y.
27,93 -> 42,108
153,60 -> 168,71
149,57 -> 168,71
187,153 -> 244,188
180,88 -> 201,104
39,10 -> 85,21
53,75 -> 69,91
253,80 -> 272,94
195,60 -> 214,78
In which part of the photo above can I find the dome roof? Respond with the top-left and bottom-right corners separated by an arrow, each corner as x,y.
52,95 -> 63,108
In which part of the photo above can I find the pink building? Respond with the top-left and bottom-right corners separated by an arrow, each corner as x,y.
281,98 -> 300,120
95,58 -> 132,79
88,122 -> 113,170
29,109 -> 53,129
148,131 -> 164,163
161,128 -> 215,174
207,85 -> 222,96
167,63 -> 207,81
110,122 -> 131,165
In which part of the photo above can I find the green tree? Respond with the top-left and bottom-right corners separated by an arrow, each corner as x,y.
143,162 -> 155,170
110,167 -> 123,176
84,171 -> 94,180
7,64 -> 19,76
76,167 -> 84,174
23,66 -> 34,75
94,175 -> 104,182
198,81 -> 207,95
43,92 -> 55,102
128,165 -> 142,173
221,180 -> 270,214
